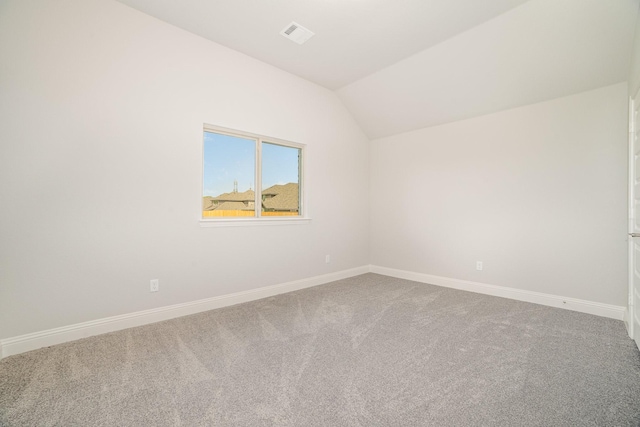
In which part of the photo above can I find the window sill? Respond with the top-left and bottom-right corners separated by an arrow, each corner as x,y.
199,217 -> 311,227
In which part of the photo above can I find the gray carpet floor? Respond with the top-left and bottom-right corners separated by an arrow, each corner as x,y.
1,273 -> 640,426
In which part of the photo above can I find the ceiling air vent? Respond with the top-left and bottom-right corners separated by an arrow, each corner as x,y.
280,22 -> 315,45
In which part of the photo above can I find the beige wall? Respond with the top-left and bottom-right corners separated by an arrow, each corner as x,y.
0,0 -> 370,339
370,83 -> 628,306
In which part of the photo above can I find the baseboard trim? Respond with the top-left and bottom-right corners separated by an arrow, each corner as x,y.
370,265 -> 625,320
0,265 -> 371,359
3,265 -> 624,359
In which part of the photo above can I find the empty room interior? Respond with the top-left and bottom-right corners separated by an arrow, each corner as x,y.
2,0 -> 640,425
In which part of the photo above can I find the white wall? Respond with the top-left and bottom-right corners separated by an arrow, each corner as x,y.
370,83 -> 629,306
0,0 -> 369,339
631,8 -> 640,97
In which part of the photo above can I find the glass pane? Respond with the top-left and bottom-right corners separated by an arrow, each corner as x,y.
261,142 -> 301,216
202,131 -> 256,218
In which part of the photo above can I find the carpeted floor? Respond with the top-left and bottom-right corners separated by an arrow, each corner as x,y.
1,273 -> 640,426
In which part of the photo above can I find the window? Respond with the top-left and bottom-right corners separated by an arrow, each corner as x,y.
202,125 -> 304,222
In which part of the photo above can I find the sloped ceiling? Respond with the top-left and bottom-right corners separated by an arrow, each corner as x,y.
338,0 -> 639,138
115,0 -> 639,139
114,0 -> 530,89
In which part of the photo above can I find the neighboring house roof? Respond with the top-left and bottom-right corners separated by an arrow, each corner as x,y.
214,201 -> 254,211
262,183 -> 299,211
203,189 -> 255,211
213,189 -> 255,202
202,196 -> 215,211
202,185 -> 298,212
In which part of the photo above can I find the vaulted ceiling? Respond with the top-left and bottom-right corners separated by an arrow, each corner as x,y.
116,0 -> 639,139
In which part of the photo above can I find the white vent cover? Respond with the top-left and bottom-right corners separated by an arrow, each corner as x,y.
280,22 -> 315,45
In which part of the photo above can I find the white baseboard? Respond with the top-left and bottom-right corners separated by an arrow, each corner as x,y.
0,265 -> 371,359
370,265 -> 625,321
2,265 -> 625,359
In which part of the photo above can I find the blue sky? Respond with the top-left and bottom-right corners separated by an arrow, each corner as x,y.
203,132 -> 300,197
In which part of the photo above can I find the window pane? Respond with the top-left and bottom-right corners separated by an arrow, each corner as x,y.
261,142 -> 301,216
202,131 -> 256,218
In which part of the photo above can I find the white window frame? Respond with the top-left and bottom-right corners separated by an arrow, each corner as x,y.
199,124 -> 310,227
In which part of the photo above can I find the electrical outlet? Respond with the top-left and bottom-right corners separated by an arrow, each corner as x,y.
476,261 -> 483,271
150,279 -> 159,292
325,255 -> 331,264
